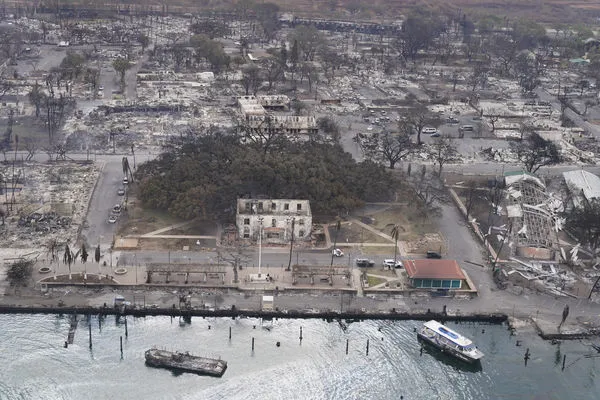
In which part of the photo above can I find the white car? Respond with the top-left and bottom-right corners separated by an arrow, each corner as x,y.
332,248 -> 344,257
383,259 -> 404,269
422,127 -> 437,134
107,215 -> 118,224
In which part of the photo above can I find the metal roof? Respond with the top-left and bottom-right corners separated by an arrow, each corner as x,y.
404,259 -> 466,280
563,170 -> 600,201
504,171 -> 545,189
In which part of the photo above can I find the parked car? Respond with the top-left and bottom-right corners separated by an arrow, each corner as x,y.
431,132 -> 441,137
107,215 -> 118,224
422,127 -> 437,134
426,251 -> 442,259
117,188 -> 125,196
446,116 -> 459,124
383,259 -> 404,269
123,176 -> 129,184
112,204 -> 122,214
356,258 -> 375,268
332,248 -> 344,257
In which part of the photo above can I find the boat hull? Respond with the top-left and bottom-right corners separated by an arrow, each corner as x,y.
417,334 -> 481,365
145,349 -> 227,377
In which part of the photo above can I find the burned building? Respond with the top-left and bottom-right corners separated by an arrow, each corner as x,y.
237,96 -> 317,136
504,171 -> 558,260
236,198 -> 312,244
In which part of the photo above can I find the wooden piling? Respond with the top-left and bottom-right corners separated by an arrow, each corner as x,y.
125,317 -> 128,338
524,348 -> 530,366
562,354 -> 566,371
252,337 -> 255,351
88,320 -> 92,349
229,327 -> 232,340
346,339 -> 349,355
300,326 -> 303,341
366,339 -> 369,356
120,336 -> 123,358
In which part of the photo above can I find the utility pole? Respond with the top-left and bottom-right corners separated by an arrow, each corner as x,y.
287,218 -> 295,271
258,217 -> 264,277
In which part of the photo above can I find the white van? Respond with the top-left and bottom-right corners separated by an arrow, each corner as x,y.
459,125 -> 474,132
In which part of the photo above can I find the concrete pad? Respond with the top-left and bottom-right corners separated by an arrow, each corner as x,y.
114,237 -> 139,249
248,273 -> 271,283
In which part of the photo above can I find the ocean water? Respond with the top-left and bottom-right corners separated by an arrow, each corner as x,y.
0,314 -> 599,400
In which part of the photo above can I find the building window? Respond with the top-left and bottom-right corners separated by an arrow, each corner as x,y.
271,218 -> 276,227
243,227 -> 250,238
298,230 -> 305,237
442,280 -> 452,289
431,280 -> 442,288
284,203 -> 289,211
245,202 -> 251,212
297,203 -> 302,211
271,202 -> 276,210
298,219 -> 304,226
451,280 -> 461,289
258,202 -> 263,211
244,218 -> 250,225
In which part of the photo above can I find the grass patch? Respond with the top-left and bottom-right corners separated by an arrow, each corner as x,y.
359,245 -> 396,256
169,220 -> 218,236
118,195 -> 184,237
366,275 -> 386,287
332,223 -> 387,244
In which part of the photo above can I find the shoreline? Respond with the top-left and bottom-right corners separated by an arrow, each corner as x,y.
1,287 -> 598,341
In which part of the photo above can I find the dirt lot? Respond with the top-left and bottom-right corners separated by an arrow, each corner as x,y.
117,196 -> 218,251
331,203 -> 445,256
118,197 -> 183,237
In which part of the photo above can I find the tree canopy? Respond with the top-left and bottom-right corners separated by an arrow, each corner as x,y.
135,129 -> 397,219
563,198 -> 600,255
509,132 -> 561,173
6,259 -> 34,286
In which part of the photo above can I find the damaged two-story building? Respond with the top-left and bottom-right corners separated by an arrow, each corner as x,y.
237,95 -> 318,137
236,198 -> 312,244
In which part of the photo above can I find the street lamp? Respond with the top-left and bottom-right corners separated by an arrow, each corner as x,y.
258,217 -> 264,277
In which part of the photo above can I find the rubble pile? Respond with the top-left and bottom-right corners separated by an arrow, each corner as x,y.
0,162 -> 100,248
18,212 -> 71,231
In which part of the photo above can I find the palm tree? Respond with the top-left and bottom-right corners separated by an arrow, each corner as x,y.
63,244 -> 73,279
122,156 -> 134,183
391,224 -> 400,265
80,244 -> 88,278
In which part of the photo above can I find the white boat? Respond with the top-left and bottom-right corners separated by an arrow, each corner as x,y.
417,320 -> 484,364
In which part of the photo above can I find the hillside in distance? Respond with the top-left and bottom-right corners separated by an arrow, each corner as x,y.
24,0 -> 600,23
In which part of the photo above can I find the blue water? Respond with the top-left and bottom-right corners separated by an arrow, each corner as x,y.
0,314 -> 599,399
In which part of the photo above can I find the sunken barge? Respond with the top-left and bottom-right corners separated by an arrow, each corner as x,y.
144,348 -> 227,377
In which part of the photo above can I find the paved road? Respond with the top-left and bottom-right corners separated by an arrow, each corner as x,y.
114,248 -> 398,271
536,87 -> 600,140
